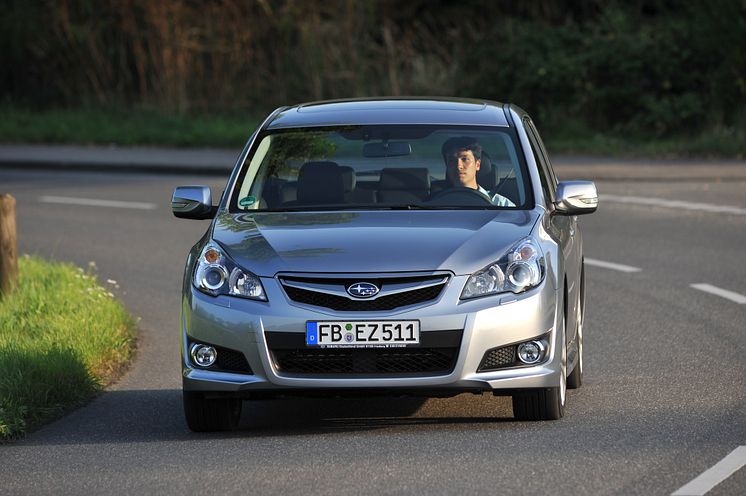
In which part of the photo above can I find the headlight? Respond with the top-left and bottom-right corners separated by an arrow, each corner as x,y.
193,244 -> 266,300
461,238 -> 544,299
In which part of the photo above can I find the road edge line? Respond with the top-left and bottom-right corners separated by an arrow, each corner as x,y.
690,283 -> 746,304
671,446 -> 746,495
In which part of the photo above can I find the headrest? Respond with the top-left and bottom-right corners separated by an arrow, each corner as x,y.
297,161 -> 344,204
339,166 -> 356,193
476,153 -> 498,190
379,168 -> 430,191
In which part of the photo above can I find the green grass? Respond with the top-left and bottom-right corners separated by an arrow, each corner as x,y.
0,106 -> 743,158
0,256 -> 136,440
0,106 -> 259,148
545,127 -> 746,159
540,114 -> 746,159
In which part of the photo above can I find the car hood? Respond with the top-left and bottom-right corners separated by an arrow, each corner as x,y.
211,210 -> 540,277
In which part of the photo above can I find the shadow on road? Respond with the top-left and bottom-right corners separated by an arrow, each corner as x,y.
20,388 -> 513,446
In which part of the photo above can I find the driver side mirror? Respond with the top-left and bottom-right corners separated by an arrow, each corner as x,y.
171,186 -> 217,219
554,181 -> 598,215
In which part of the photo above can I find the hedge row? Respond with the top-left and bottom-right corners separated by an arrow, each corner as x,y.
2,0 -> 743,138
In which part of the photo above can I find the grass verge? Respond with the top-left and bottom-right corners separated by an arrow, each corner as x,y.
545,127 -> 746,159
0,256 -> 136,440
0,106 -> 259,148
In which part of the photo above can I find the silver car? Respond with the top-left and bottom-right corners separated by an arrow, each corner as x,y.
172,98 -> 598,431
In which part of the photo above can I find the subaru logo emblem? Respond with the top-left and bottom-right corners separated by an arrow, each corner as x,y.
347,282 -> 379,298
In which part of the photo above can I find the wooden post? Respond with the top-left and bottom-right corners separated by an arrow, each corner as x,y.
0,194 -> 18,297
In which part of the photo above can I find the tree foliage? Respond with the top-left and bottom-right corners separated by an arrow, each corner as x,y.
1,0 -> 743,137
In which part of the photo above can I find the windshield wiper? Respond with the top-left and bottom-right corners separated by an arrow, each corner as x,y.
251,204 -> 500,213
385,204 -> 500,210
255,204 -> 381,212
383,204 -> 439,210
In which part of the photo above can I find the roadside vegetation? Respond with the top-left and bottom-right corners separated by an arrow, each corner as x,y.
0,107 -> 258,149
0,256 -> 136,440
1,106 -> 743,158
1,1 -> 743,158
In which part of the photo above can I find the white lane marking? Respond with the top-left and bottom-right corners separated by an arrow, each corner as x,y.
671,446 -> 746,495
601,194 -> 746,215
584,258 -> 642,273
690,283 -> 746,304
39,196 -> 157,210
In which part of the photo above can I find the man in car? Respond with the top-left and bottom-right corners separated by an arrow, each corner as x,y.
442,136 -> 515,207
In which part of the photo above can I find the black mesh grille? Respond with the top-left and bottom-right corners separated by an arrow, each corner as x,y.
272,347 -> 458,376
478,345 -> 518,372
282,283 -> 445,311
215,347 -> 252,373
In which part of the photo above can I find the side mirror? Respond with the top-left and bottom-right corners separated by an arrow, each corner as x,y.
171,186 -> 217,219
554,181 -> 598,215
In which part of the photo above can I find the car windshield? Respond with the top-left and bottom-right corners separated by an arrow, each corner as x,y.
230,125 -> 533,212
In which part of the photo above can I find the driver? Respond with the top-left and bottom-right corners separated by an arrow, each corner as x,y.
442,137 -> 515,207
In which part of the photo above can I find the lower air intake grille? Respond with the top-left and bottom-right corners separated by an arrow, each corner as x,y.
266,329 -> 462,377
215,347 -> 253,374
478,345 -> 518,372
272,347 -> 458,375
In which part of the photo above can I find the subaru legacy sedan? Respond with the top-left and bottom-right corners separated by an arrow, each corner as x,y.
172,98 -> 598,431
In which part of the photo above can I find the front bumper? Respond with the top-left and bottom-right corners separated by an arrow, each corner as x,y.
181,275 -> 562,396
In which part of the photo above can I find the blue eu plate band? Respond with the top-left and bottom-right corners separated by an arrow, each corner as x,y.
306,321 -> 319,346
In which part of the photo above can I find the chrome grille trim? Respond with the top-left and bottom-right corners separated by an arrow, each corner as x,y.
277,272 -> 451,311
279,275 -> 448,300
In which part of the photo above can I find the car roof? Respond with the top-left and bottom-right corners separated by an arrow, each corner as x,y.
265,97 -> 511,130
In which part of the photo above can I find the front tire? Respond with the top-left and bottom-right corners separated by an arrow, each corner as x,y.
183,391 -> 242,432
512,312 -> 567,421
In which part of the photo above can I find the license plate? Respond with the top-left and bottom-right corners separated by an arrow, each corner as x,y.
306,321 -> 420,348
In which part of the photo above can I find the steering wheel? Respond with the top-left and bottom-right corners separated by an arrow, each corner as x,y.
426,186 -> 493,206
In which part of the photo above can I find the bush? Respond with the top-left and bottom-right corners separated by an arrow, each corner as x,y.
0,1 -> 743,150
461,2 -> 744,138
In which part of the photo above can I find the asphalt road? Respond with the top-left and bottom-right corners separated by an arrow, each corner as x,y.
0,167 -> 744,495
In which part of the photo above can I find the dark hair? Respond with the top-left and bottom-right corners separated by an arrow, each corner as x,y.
441,136 -> 482,162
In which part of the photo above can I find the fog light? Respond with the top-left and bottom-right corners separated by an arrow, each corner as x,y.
517,340 -> 545,364
190,343 -> 217,368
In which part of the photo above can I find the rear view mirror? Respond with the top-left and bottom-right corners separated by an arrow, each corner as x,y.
172,186 -> 217,219
554,181 -> 598,215
362,141 -> 412,158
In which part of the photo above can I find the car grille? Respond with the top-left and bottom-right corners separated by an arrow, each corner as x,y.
272,348 -> 457,375
215,347 -> 253,374
266,330 -> 461,377
279,274 -> 448,312
477,345 -> 518,372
